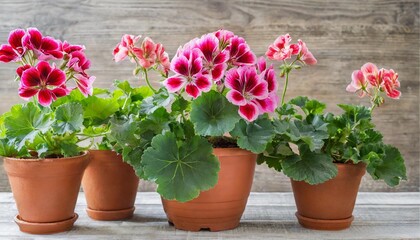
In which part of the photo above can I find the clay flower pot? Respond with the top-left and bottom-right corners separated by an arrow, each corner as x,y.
161,148 -> 256,232
3,152 -> 90,234
291,162 -> 366,230
81,150 -> 139,220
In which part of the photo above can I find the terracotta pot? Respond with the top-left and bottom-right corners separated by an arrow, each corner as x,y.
291,162 -> 366,230
161,148 -> 257,232
82,150 -> 139,220
3,152 -> 90,234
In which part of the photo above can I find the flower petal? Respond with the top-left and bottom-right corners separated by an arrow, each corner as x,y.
211,63 -> 227,81
38,89 -> 53,106
249,81 -> 269,99
8,29 -> 25,54
194,74 -> 212,92
25,27 -> 43,49
18,87 -> 39,99
46,68 -> 66,86
164,75 -> 186,93
239,102 -> 259,122
197,33 -> 218,62
185,83 -> 200,98
113,44 -> 128,62
171,55 -> 189,76
226,89 -> 246,106
225,68 -> 242,91
36,61 -> 52,80
21,67 -> 41,87
0,44 -> 19,62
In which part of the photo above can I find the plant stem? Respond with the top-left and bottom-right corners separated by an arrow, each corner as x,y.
143,69 -> 157,93
281,71 -> 290,106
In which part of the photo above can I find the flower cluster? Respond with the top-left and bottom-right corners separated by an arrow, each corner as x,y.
0,28 -> 95,106
265,33 -> 316,65
346,62 -> 401,106
163,30 -> 274,121
113,34 -> 170,76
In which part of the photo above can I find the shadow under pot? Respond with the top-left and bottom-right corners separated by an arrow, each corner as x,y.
81,150 -> 139,221
3,152 -> 90,234
291,162 -> 366,230
161,148 -> 257,232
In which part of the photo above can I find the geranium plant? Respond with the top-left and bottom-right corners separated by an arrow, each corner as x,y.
0,28 -> 95,158
106,30 -> 317,202
258,38 -> 407,187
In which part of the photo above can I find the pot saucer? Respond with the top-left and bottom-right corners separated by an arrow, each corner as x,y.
295,212 -> 354,230
14,213 -> 78,234
86,206 -> 135,221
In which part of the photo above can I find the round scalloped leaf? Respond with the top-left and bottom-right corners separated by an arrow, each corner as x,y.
190,90 -> 240,136
141,132 -> 220,202
230,118 -> 275,153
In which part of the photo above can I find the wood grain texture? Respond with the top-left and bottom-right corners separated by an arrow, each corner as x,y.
0,0 -> 419,192
0,192 -> 419,239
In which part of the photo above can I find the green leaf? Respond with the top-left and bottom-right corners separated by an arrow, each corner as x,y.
53,103 -> 84,134
171,96 -> 190,113
140,88 -> 173,115
115,80 -> 133,94
230,118 -> 275,153
282,145 -> 337,185
257,154 -> 283,172
367,145 -> 406,187
83,96 -> 120,125
36,143 -> 50,158
109,116 -> 139,147
0,139 -> 28,157
138,107 -> 171,136
60,141 -> 80,157
83,125 -> 109,137
190,90 -> 240,136
122,146 -> 145,178
287,119 -> 328,151
51,90 -> 85,108
4,103 -> 53,149
0,115 -> 6,139
142,132 -> 220,202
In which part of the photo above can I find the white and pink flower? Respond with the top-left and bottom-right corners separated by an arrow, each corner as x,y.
227,36 -> 257,66
225,66 -> 270,121
380,68 -> 401,99
266,34 -> 299,61
196,33 -> 229,82
163,48 -> 212,98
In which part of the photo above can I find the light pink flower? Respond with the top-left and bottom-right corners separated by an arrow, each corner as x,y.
361,62 -> 381,86
380,68 -> 401,99
225,66 -> 269,121
23,28 -> 63,61
18,61 -> 69,106
265,34 -> 299,61
346,70 -> 369,97
163,48 -> 212,98
113,34 -> 141,62
228,36 -> 256,66
196,33 -> 229,82
297,39 -> 317,65
132,37 -> 157,69
74,74 -> 95,97
154,43 -> 170,75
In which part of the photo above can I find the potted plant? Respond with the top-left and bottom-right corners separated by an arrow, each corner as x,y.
258,35 -> 407,230
110,30 -> 315,232
75,34 -> 170,221
0,28 -> 95,234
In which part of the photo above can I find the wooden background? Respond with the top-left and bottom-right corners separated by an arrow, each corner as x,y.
0,0 -> 418,192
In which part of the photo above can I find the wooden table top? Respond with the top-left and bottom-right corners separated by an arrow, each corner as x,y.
0,192 -> 419,239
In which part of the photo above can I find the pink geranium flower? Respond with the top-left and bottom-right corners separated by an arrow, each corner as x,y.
0,29 -> 26,62
361,62 -> 381,86
23,28 -> 63,61
163,48 -> 212,98
228,36 -> 257,66
346,70 -> 369,97
18,61 -> 69,106
74,74 -> 95,97
297,39 -> 317,65
214,29 -> 234,49
225,66 -> 269,121
255,57 -> 279,113
266,34 -> 299,61
132,37 -> 157,69
61,41 -> 85,55
380,68 -> 401,99
113,34 -> 141,62
154,43 -> 170,75
196,33 -> 229,82
67,50 -> 91,73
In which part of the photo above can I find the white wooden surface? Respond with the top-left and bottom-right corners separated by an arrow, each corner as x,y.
0,192 -> 419,240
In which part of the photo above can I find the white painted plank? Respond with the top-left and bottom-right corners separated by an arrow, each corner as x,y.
0,192 -> 419,239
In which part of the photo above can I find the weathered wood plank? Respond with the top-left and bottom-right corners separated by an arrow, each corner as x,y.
0,0 -> 419,192
0,192 -> 419,239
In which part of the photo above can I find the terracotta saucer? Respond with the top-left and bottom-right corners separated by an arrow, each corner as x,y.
14,213 -> 78,234
295,212 -> 354,231
86,206 -> 135,221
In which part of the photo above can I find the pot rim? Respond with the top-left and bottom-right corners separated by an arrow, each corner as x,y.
212,147 -> 255,156
3,151 -> 89,162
